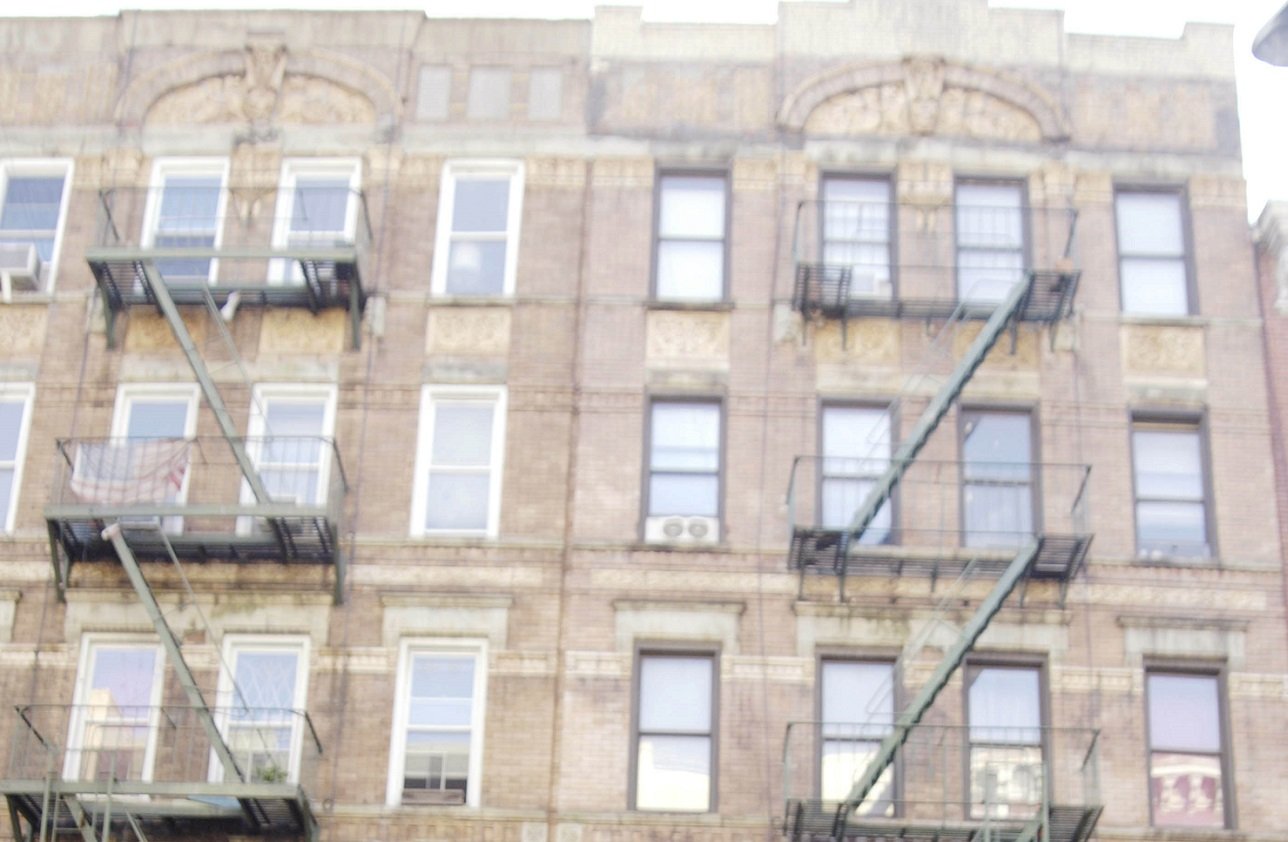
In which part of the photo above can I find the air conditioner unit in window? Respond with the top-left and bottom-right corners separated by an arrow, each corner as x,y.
850,271 -> 892,299
644,515 -> 719,545
0,242 -> 41,296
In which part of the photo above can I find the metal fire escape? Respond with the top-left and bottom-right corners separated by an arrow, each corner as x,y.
783,197 -> 1099,842
3,183 -> 360,841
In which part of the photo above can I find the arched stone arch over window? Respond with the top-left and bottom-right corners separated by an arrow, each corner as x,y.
778,56 -> 1068,143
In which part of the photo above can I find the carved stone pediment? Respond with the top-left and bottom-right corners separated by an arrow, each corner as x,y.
121,42 -> 394,132
780,57 -> 1067,143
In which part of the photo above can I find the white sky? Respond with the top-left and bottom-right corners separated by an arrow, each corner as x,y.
16,0 -> 1288,219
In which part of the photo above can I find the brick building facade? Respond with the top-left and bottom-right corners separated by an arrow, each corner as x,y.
0,2 -> 1283,841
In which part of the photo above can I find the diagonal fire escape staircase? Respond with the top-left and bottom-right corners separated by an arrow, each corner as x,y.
815,273 -> 1099,842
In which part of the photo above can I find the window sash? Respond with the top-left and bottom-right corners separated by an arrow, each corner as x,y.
1116,191 -> 1189,315
1147,672 -> 1227,828
956,184 -> 1025,303
415,390 -> 505,537
648,403 -> 720,519
655,175 -> 726,301
434,164 -> 522,298
1132,425 -> 1209,557
635,654 -> 714,812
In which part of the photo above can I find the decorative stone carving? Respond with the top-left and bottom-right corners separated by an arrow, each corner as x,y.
813,319 -> 899,365
137,44 -> 381,132
426,307 -> 511,356
0,306 -> 46,355
259,309 -> 346,355
1121,324 -> 1205,378
645,311 -> 729,366
781,57 -> 1068,143
126,311 -> 205,351
955,323 -> 1040,370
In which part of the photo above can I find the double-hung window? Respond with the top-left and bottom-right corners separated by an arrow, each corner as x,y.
271,159 -> 360,283
956,182 -> 1026,305
388,641 -> 488,807
654,173 -> 727,302
967,664 -> 1044,818
645,400 -> 721,541
819,660 -> 894,813
961,411 -> 1034,548
431,161 -> 524,297
106,385 -> 199,533
1116,190 -> 1190,316
821,177 -> 892,299
67,637 -> 165,783
411,387 -> 507,537
242,385 -> 336,533
820,405 -> 892,543
0,161 -> 71,293
1147,670 -> 1229,828
143,159 -> 228,285
0,384 -> 34,534
633,651 -> 716,812
1131,419 -> 1210,559
213,637 -> 309,784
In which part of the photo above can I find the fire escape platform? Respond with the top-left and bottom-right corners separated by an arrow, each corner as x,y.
788,532 -> 1092,582
785,801 -> 1101,842
0,779 -> 318,839
85,248 -> 367,349
792,267 -> 1079,325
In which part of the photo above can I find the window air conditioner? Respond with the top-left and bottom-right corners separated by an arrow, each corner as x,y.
644,515 -> 719,545
850,271 -> 892,298
0,242 -> 42,296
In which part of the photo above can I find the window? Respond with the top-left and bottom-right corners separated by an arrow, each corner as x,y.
1116,190 -> 1190,316
431,161 -> 524,297
387,640 -> 487,807
820,405 -> 892,543
0,384 -> 34,534
411,387 -> 507,537
270,159 -> 361,283
961,411 -> 1034,548
1131,419 -> 1210,559
956,182 -> 1026,304
1147,671 -> 1228,828
213,637 -> 309,784
966,664 -> 1043,819
821,177 -> 891,299
111,385 -> 198,533
467,67 -> 512,120
66,637 -> 164,783
633,652 -> 715,811
644,401 -> 721,540
142,158 -> 228,285
819,660 -> 894,813
0,161 -> 71,293
241,385 -> 336,533
654,173 -> 727,302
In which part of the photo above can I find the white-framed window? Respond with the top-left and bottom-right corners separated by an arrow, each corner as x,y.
821,177 -> 892,299
966,664 -> 1044,818
109,384 -> 199,532
431,161 -> 524,297
0,159 -> 72,295
66,635 -> 165,783
961,410 -> 1034,549
1132,419 -> 1211,560
1116,190 -> 1191,316
243,384 -> 337,510
270,159 -> 361,283
410,386 -> 507,537
1147,669 -> 1229,828
819,659 -> 894,813
956,182 -> 1026,304
654,173 -> 727,302
387,639 -> 488,807
211,635 -> 309,785
820,404 -> 892,543
141,157 -> 229,285
633,651 -> 716,812
0,383 -> 34,534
